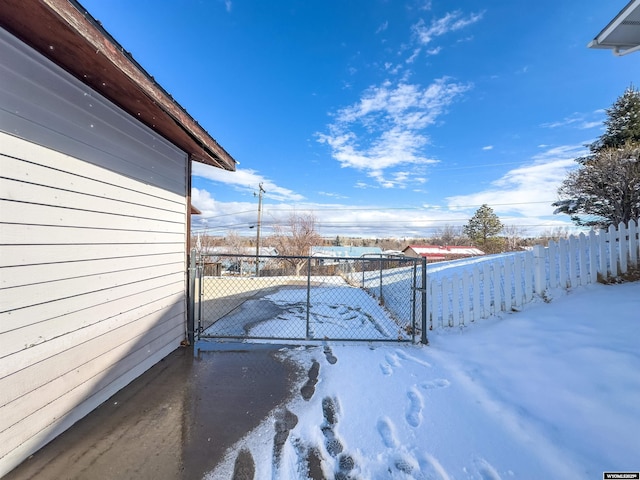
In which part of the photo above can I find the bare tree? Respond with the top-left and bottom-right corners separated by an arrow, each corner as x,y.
502,224 -> 528,251
268,213 -> 321,275
536,226 -> 571,245
222,230 -> 248,274
378,238 -> 403,251
432,224 -> 468,246
225,230 -> 246,254
190,228 -> 218,255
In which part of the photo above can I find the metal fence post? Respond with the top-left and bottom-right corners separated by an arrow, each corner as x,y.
197,258 -> 203,338
306,256 -> 312,340
421,257 -> 428,345
188,249 -> 196,345
379,257 -> 383,303
411,259 -> 417,343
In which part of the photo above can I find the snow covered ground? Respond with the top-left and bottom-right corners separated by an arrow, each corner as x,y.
250,283 -> 402,340
205,279 -> 640,479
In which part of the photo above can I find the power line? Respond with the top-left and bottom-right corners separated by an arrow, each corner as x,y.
193,200 -> 559,220
260,200 -> 557,213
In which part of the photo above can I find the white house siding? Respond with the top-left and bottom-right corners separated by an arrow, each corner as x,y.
0,28 -> 189,475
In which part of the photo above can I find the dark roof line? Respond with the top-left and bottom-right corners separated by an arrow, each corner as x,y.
0,0 -> 237,170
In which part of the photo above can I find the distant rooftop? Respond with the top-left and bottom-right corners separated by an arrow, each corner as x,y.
311,246 -> 383,258
403,245 -> 485,257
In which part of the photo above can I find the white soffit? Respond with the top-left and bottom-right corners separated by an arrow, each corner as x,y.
588,0 -> 640,56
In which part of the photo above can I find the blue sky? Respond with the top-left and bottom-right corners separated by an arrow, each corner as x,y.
81,0 -> 639,238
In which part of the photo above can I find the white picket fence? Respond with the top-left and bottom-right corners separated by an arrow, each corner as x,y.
426,219 -> 640,329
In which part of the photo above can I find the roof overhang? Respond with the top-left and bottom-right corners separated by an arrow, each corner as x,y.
588,0 -> 640,56
0,0 -> 236,170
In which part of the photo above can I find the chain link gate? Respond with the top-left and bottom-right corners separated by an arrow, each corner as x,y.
189,251 -> 426,344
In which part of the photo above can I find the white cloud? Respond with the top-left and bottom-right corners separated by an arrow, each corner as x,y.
191,188 -> 472,238
317,78 -> 470,187
482,145 -> 494,151
192,163 -> 304,202
318,191 -> 349,199
541,112 -> 603,130
191,187 -> 216,212
376,21 -> 389,34
406,48 -> 422,63
192,161 -> 582,238
384,62 -> 403,74
445,143 -> 587,218
191,188 -> 258,233
193,144 -> 587,239
411,10 -> 483,46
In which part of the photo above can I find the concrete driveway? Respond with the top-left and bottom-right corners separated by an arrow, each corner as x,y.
5,344 -> 304,480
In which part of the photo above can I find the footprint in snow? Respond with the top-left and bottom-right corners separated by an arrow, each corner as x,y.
418,452 -> 452,480
376,417 -> 399,449
380,352 -> 400,376
380,350 -> 432,378
395,348 -> 432,368
321,397 -> 344,457
231,448 -> 255,480
474,457 -> 503,480
394,454 -> 420,475
405,386 -> 424,428
420,378 -> 450,390
300,360 -> 320,401
378,415 -> 451,480
385,352 -> 402,367
323,345 -> 338,365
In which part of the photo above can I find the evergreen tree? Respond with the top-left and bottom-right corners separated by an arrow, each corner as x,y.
463,205 -> 504,252
554,86 -> 640,227
554,144 -> 640,227
590,85 -> 640,153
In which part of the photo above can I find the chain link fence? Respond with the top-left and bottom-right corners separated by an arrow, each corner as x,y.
190,252 -> 424,343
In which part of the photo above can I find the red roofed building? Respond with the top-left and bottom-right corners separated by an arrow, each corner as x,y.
402,245 -> 485,263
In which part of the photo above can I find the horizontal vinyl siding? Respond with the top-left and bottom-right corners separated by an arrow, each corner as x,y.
0,243 -> 184,268
2,321 -> 183,473
0,29 -> 185,196
0,28 -> 190,476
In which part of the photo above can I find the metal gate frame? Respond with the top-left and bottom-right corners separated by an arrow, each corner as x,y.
189,251 -> 428,345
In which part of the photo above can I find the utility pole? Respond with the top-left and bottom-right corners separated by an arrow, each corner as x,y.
255,183 -> 265,277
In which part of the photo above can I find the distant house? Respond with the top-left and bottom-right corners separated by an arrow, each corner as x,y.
199,247 -> 278,275
0,1 -> 236,476
311,246 -> 383,259
205,246 -> 279,257
402,245 -> 485,263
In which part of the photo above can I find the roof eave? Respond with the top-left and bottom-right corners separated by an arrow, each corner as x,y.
0,0 -> 237,171
588,0 -> 640,56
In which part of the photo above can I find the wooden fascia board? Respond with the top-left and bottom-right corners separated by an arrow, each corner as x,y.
0,0 -> 236,171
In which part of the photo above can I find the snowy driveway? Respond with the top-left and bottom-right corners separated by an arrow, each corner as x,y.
202,280 -> 412,341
